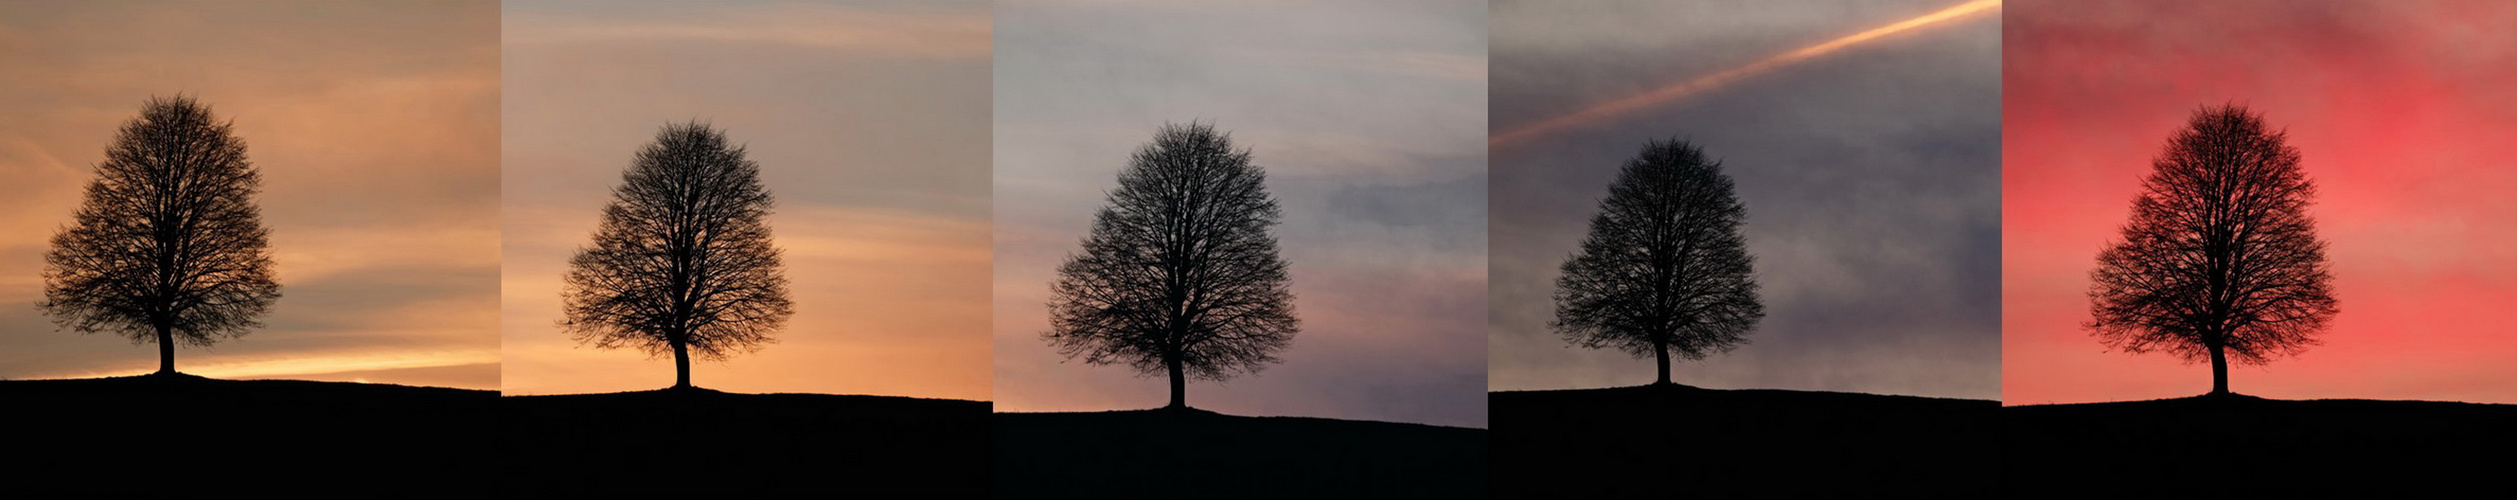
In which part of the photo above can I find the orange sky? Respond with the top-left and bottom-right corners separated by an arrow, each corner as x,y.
0,1 -> 501,389
495,1 -> 994,400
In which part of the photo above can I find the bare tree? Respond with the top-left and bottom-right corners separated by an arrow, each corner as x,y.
562,121 -> 791,390
41,96 -> 281,376
1046,122 -> 1298,410
1554,138 -> 1762,386
2089,104 -> 2336,396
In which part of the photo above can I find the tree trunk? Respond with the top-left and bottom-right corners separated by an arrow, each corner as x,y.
155,323 -> 175,375
672,339 -> 693,390
1654,337 -> 1672,386
2207,344 -> 2229,396
1166,356 -> 1187,409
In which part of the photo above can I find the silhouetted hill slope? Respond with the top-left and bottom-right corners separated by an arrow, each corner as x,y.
1492,384 -> 1998,499
502,388 -> 989,499
993,408 -> 1485,499
2004,394 -> 2517,496
1,373 -> 496,498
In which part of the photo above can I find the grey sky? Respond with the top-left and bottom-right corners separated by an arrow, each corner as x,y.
992,0 -> 1488,427
1489,0 -> 2003,399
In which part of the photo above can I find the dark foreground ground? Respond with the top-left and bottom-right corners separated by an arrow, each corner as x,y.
1492,384 -> 1999,499
994,408 -> 1486,499
1,373 -> 497,498
2004,394 -> 2517,496
503,388 -> 990,499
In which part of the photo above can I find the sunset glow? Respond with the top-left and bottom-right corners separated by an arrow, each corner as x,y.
0,1 -> 501,389
495,1 -> 994,399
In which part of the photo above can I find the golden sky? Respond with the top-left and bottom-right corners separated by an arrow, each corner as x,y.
496,1 -> 994,400
0,1 -> 501,389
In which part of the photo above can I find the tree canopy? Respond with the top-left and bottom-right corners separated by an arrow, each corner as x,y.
43,95 -> 280,375
1046,122 -> 1298,409
1553,138 -> 1762,386
2088,104 -> 2337,396
562,121 -> 791,390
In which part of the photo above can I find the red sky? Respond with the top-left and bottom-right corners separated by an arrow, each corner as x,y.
2003,0 -> 2517,404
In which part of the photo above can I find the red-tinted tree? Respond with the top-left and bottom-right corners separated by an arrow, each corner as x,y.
2088,104 -> 2337,396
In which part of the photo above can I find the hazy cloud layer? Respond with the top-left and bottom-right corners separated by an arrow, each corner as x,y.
993,0 -> 1488,427
499,1 -> 994,399
1488,0 -> 2003,399
0,1 -> 500,388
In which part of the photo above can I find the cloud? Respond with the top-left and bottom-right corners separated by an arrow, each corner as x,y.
502,1 -> 991,59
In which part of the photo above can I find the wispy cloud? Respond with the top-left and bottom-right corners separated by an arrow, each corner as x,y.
503,2 -> 990,59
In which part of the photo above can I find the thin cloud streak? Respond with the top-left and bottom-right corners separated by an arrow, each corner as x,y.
1491,0 -> 2000,147
503,3 -> 990,59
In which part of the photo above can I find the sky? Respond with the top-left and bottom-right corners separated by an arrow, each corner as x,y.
1488,0 -> 2004,400
2004,0 -> 2517,404
499,1 -> 993,399
0,1 -> 501,389
993,0 -> 1488,428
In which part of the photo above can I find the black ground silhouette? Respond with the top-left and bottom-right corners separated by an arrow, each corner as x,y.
993,408 -> 1484,499
2,373 -> 495,497
1492,384 -> 1998,499
502,388 -> 988,499
2003,394 -> 2517,496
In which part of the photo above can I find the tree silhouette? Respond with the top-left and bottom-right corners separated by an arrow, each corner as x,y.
1553,138 -> 1762,386
41,96 -> 281,376
1046,122 -> 1298,410
2088,104 -> 2336,396
562,121 -> 791,390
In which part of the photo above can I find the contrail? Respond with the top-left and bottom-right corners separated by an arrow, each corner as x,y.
1490,0 -> 2002,148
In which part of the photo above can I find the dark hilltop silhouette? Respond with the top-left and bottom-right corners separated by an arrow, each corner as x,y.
993,408 -> 1484,499
4,373 -> 496,497
2003,394 -> 2517,495
1491,384 -> 1997,499
503,388 -> 989,499
1487,138 -> 1998,497
507,123 -> 980,499
1992,104 -> 2517,495
9,96 -> 494,497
